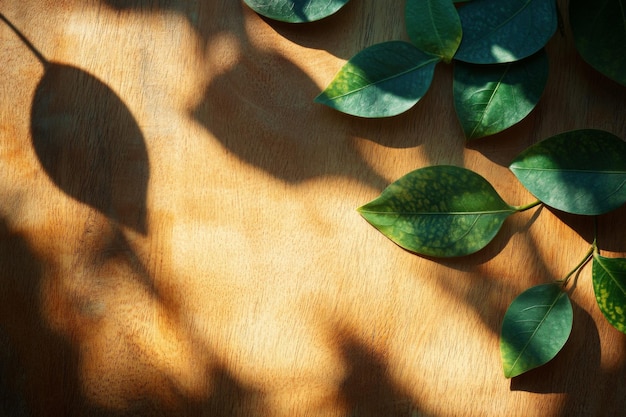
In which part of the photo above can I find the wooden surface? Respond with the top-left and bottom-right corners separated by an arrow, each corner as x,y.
1,1 -> 625,416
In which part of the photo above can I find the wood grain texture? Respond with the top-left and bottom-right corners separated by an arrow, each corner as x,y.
0,1 -> 625,416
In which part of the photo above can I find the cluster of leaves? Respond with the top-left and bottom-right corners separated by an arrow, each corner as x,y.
358,129 -> 626,377
242,0 -> 626,378
245,0 -> 626,140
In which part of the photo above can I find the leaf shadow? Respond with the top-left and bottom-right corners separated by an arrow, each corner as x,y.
191,41 -> 392,189
258,0 -> 369,60
31,63 -> 150,234
0,13 -> 150,233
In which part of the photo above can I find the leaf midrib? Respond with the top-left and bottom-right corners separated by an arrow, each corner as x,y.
595,255 -> 626,298
359,209 -> 514,215
511,166 -> 626,175
507,290 -> 565,376
463,0 -> 534,47
469,64 -> 511,138
322,56 -> 440,100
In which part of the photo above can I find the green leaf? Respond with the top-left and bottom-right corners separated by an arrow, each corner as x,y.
357,165 -> 515,257
315,41 -> 440,118
243,0 -> 350,23
570,0 -> 626,86
454,0 -> 557,64
500,283 -> 573,378
453,49 -> 548,139
405,0 -> 462,62
509,129 -> 626,215
592,254 -> 626,334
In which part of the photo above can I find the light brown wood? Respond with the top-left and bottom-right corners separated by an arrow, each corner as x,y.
0,1 -> 625,416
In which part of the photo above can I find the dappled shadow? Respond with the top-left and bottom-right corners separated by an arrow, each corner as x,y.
0,212 -> 260,417
336,331 -> 421,417
0,218 -> 82,417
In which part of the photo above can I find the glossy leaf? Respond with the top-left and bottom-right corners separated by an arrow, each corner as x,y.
454,0 -> 557,64
405,0 -> 462,62
509,129 -> 626,215
500,283 -> 573,378
315,41 -> 440,118
592,254 -> 626,334
453,49 -> 548,139
570,0 -> 626,86
357,165 -> 515,257
243,0 -> 350,23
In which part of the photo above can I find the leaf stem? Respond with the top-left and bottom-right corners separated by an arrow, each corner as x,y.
0,13 -> 48,67
558,244 -> 595,289
592,216 -> 599,256
514,200 -> 542,212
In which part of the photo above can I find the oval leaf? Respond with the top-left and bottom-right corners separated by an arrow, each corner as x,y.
570,0 -> 626,86
500,283 -> 573,378
454,0 -> 557,64
509,129 -> 626,215
315,41 -> 440,118
453,49 -> 548,139
357,165 -> 515,257
592,254 -> 626,334
243,0 -> 350,23
405,0 -> 462,62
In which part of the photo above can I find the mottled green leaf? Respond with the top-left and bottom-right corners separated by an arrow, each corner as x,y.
315,41 -> 440,118
405,0 -> 462,62
500,283 -> 573,378
243,0 -> 350,23
592,254 -> 626,334
509,129 -> 626,215
570,0 -> 626,86
454,0 -> 557,64
453,49 -> 548,139
357,165 -> 515,257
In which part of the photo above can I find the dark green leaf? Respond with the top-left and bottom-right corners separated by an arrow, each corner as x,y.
592,254 -> 626,334
500,283 -> 573,378
315,41 -> 440,118
509,129 -> 626,215
454,0 -> 557,64
243,0 -> 350,23
570,0 -> 626,86
357,165 -> 515,257
405,0 -> 462,62
453,49 -> 548,139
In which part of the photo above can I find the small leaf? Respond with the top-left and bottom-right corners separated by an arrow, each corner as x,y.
405,0 -> 462,62
509,129 -> 626,215
357,165 -> 515,257
454,0 -> 557,64
570,0 -> 626,86
243,0 -> 350,23
592,254 -> 626,334
315,41 -> 440,118
453,49 -> 548,139
500,283 -> 573,378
